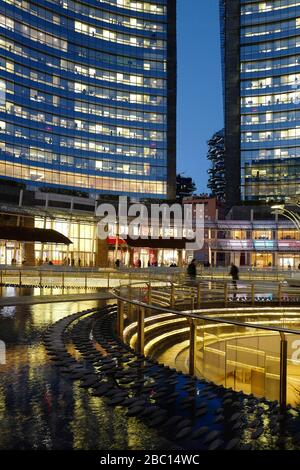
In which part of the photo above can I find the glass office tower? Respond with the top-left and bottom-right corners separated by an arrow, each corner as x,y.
0,0 -> 176,199
222,0 -> 300,206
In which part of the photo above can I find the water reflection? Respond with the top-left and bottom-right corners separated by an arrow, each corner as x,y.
0,286 -> 101,298
0,306 -> 16,318
0,301 -> 167,450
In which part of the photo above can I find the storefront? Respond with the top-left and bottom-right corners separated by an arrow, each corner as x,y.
34,216 -> 96,266
0,223 -> 72,265
251,253 -> 274,268
0,240 -> 22,265
208,220 -> 300,269
106,237 -> 186,268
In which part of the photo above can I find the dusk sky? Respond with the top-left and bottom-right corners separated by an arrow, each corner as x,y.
177,0 -> 223,193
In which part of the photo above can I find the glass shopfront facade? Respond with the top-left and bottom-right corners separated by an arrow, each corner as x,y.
240,0 -> 300,202
0,0 -> 176,198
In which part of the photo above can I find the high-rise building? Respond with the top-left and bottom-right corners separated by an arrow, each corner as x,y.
0,0 -> 176,199
221,0 -> 300,207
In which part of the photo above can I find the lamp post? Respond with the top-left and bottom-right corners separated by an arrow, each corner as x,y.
272,204 -> 300,271
271,204 -> 300,232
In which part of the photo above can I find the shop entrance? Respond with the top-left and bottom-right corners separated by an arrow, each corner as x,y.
0,241 -> 22,265
252,252 -> 273,268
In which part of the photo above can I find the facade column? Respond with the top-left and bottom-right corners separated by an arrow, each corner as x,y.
95,238 -> 109,268
23,216 -> 35,266
178,249 -> 183,267
129,247 -> 134,267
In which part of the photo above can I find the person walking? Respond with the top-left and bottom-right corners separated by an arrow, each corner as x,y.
229,263 -> 239,289
187,259 -> 197,280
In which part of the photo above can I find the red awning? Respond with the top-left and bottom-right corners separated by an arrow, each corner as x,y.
107,236 -> 126,246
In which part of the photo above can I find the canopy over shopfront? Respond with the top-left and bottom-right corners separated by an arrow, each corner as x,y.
126,237 -> 187,250
107,236 -> 187,250
0,226 -> 72,245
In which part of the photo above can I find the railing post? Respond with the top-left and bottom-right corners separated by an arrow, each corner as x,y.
128,284 -> 132,315
197,283 -> 201,308
39,270 -> 42,292
224,282 -> 228,307
137,306 -> 145,355
191,295 -> 195,311
224,341 -> 228,388
107,271 -> 110,289
170,283 -> 175,308
189,318 -> 197,377
19,270 -> 22,289
251,283 -> 255,306
279,332 -> 287,410
85,272 -> 88,292
62,271 -> 65,291
117,300 -> 124,339
148,282 -> 152,305
278,282 -> 282,306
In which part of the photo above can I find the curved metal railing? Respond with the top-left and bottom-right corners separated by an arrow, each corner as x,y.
112,281 -> 300,408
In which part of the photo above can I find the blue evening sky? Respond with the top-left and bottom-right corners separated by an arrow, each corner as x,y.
177,0 -> 223,193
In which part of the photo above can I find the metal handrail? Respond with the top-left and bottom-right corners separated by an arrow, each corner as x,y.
112,286 -> 300,335
112,281 -> 300,409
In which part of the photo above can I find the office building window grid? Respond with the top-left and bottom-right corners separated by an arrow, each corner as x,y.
240,0 -> 300,201
0,0 -> 169,197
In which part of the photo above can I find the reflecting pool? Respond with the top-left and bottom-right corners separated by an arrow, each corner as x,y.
0,301 -> 169,450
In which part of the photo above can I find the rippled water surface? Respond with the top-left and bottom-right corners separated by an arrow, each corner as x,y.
0,301 -> 168,450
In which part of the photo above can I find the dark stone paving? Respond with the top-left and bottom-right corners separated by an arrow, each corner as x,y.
44,305 -> 300,450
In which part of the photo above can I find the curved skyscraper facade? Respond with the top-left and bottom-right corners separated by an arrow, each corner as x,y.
221,0 -> 300,206
241,0 -> 300,203
0,0 -> 176,199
